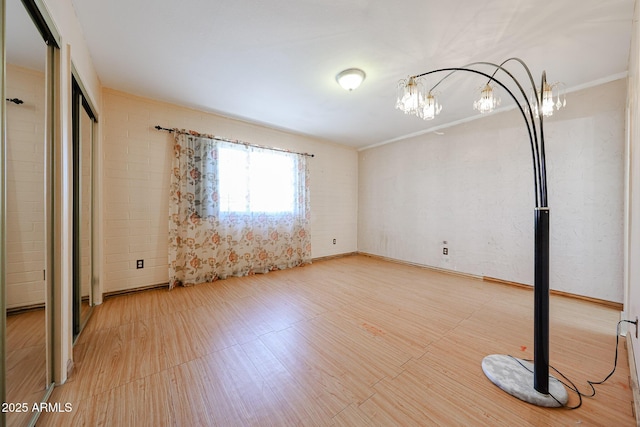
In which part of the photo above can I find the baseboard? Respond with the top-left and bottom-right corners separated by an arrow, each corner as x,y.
312,252 -> 358,262
348,253 -> 624,310
103,282 -> 169,300
483,276 -> 624,311
357,252 -> 482,280
6,302 -> 45,315
626,334 -> 640,425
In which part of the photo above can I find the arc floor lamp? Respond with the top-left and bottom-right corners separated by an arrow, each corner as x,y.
396,58 -> 567,407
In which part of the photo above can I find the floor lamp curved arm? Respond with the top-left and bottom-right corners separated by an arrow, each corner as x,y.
396,61 -> 566,407
411,66 -> 542,207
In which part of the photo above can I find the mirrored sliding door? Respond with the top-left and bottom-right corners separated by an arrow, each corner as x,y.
72,75 -> 97,341
2,0 -> 59,425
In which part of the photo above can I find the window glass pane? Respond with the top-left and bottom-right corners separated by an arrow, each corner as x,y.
249,150 -> 294,213
219,147 -> 248,212
219,145 -> 296,213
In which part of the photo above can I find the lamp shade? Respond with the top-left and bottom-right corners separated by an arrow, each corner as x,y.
336,68 -> 366,91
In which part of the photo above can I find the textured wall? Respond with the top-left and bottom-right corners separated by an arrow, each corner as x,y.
101,89 -> 358,293
626,0 -> 640,394
359,79 -> 626,302
5,64 -> 46,309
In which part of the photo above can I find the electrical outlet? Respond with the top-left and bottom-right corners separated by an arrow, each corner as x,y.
136,259 -> 144,269
333,238 -> 336,245
443,247 -> 448,255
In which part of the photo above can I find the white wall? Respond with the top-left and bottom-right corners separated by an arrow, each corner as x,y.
625,0 -> 640,395
101,89 -> 358,293
5,64 -> 46,309
359,79 -> 626,303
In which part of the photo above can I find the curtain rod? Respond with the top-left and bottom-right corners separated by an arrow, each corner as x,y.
154,125 -> 314,158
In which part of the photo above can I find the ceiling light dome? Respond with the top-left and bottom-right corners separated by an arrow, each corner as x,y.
336,68 -> 366,91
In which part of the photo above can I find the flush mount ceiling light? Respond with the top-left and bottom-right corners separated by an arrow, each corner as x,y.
336,68 -> 366,91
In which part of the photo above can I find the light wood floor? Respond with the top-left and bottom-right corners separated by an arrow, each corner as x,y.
6,309 -> 47,427
38,255 -> 635,426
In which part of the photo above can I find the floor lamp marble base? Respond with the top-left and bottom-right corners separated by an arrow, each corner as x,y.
482,355 -> 568,407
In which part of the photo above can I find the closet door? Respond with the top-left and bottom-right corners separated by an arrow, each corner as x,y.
2,0 -> 60,425
72,76 -> 97,341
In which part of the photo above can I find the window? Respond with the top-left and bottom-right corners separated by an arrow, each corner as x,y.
169,133 -> 312,287
218,144 -> 297,214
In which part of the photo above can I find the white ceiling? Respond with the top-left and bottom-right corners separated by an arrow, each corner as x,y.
12,0 -> 637,148
6,0 -> 46,72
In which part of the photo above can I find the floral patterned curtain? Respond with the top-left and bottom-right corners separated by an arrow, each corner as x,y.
168,132 -> 311,288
